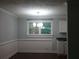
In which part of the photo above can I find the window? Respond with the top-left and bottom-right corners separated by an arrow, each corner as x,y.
27,20 -> 53,35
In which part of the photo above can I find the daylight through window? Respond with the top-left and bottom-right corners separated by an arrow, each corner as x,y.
27,20 -> 53,35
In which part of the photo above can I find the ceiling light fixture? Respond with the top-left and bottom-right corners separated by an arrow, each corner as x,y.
26,9 -> 51,16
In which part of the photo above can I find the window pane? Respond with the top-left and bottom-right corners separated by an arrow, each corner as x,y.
41,22 -> 51,34
28,22 -> 52,35
29,22 -> 39,34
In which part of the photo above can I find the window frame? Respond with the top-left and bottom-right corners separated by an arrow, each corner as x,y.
27,20 -> 53,35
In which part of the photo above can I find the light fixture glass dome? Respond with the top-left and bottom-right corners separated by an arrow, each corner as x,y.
26,9 -> 51,16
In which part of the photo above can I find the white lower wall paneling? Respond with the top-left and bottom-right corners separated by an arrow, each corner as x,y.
0,40 -> 17,59
57,40 -> 67,55
18,38 -> 57,53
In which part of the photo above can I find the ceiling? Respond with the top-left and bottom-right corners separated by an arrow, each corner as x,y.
0,0 -> 67,18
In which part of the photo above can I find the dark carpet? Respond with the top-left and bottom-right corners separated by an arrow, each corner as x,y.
9,53 -> 67,59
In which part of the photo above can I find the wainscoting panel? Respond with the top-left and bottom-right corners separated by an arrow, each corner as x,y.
18,38 -> 57,53
0,40 -> 17,59
57,41 -> 68,55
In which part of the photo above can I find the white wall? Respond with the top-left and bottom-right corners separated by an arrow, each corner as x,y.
0,8 -> 17,43
57,41 -> 68,55
17,17 -> 68,54
59,19 -> 67,32
18,18 -> 59,39
17,17 -> 60,53
0,40 -> 17,59
0,7 -> 67,59
0,8 -> 18,59
18,38 -> 57,53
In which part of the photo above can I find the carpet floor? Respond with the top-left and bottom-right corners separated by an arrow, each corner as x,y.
9,53 -> 67,59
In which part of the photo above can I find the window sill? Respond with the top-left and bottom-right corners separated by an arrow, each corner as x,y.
27,35 -> 53,38
18,39 -> 52,41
